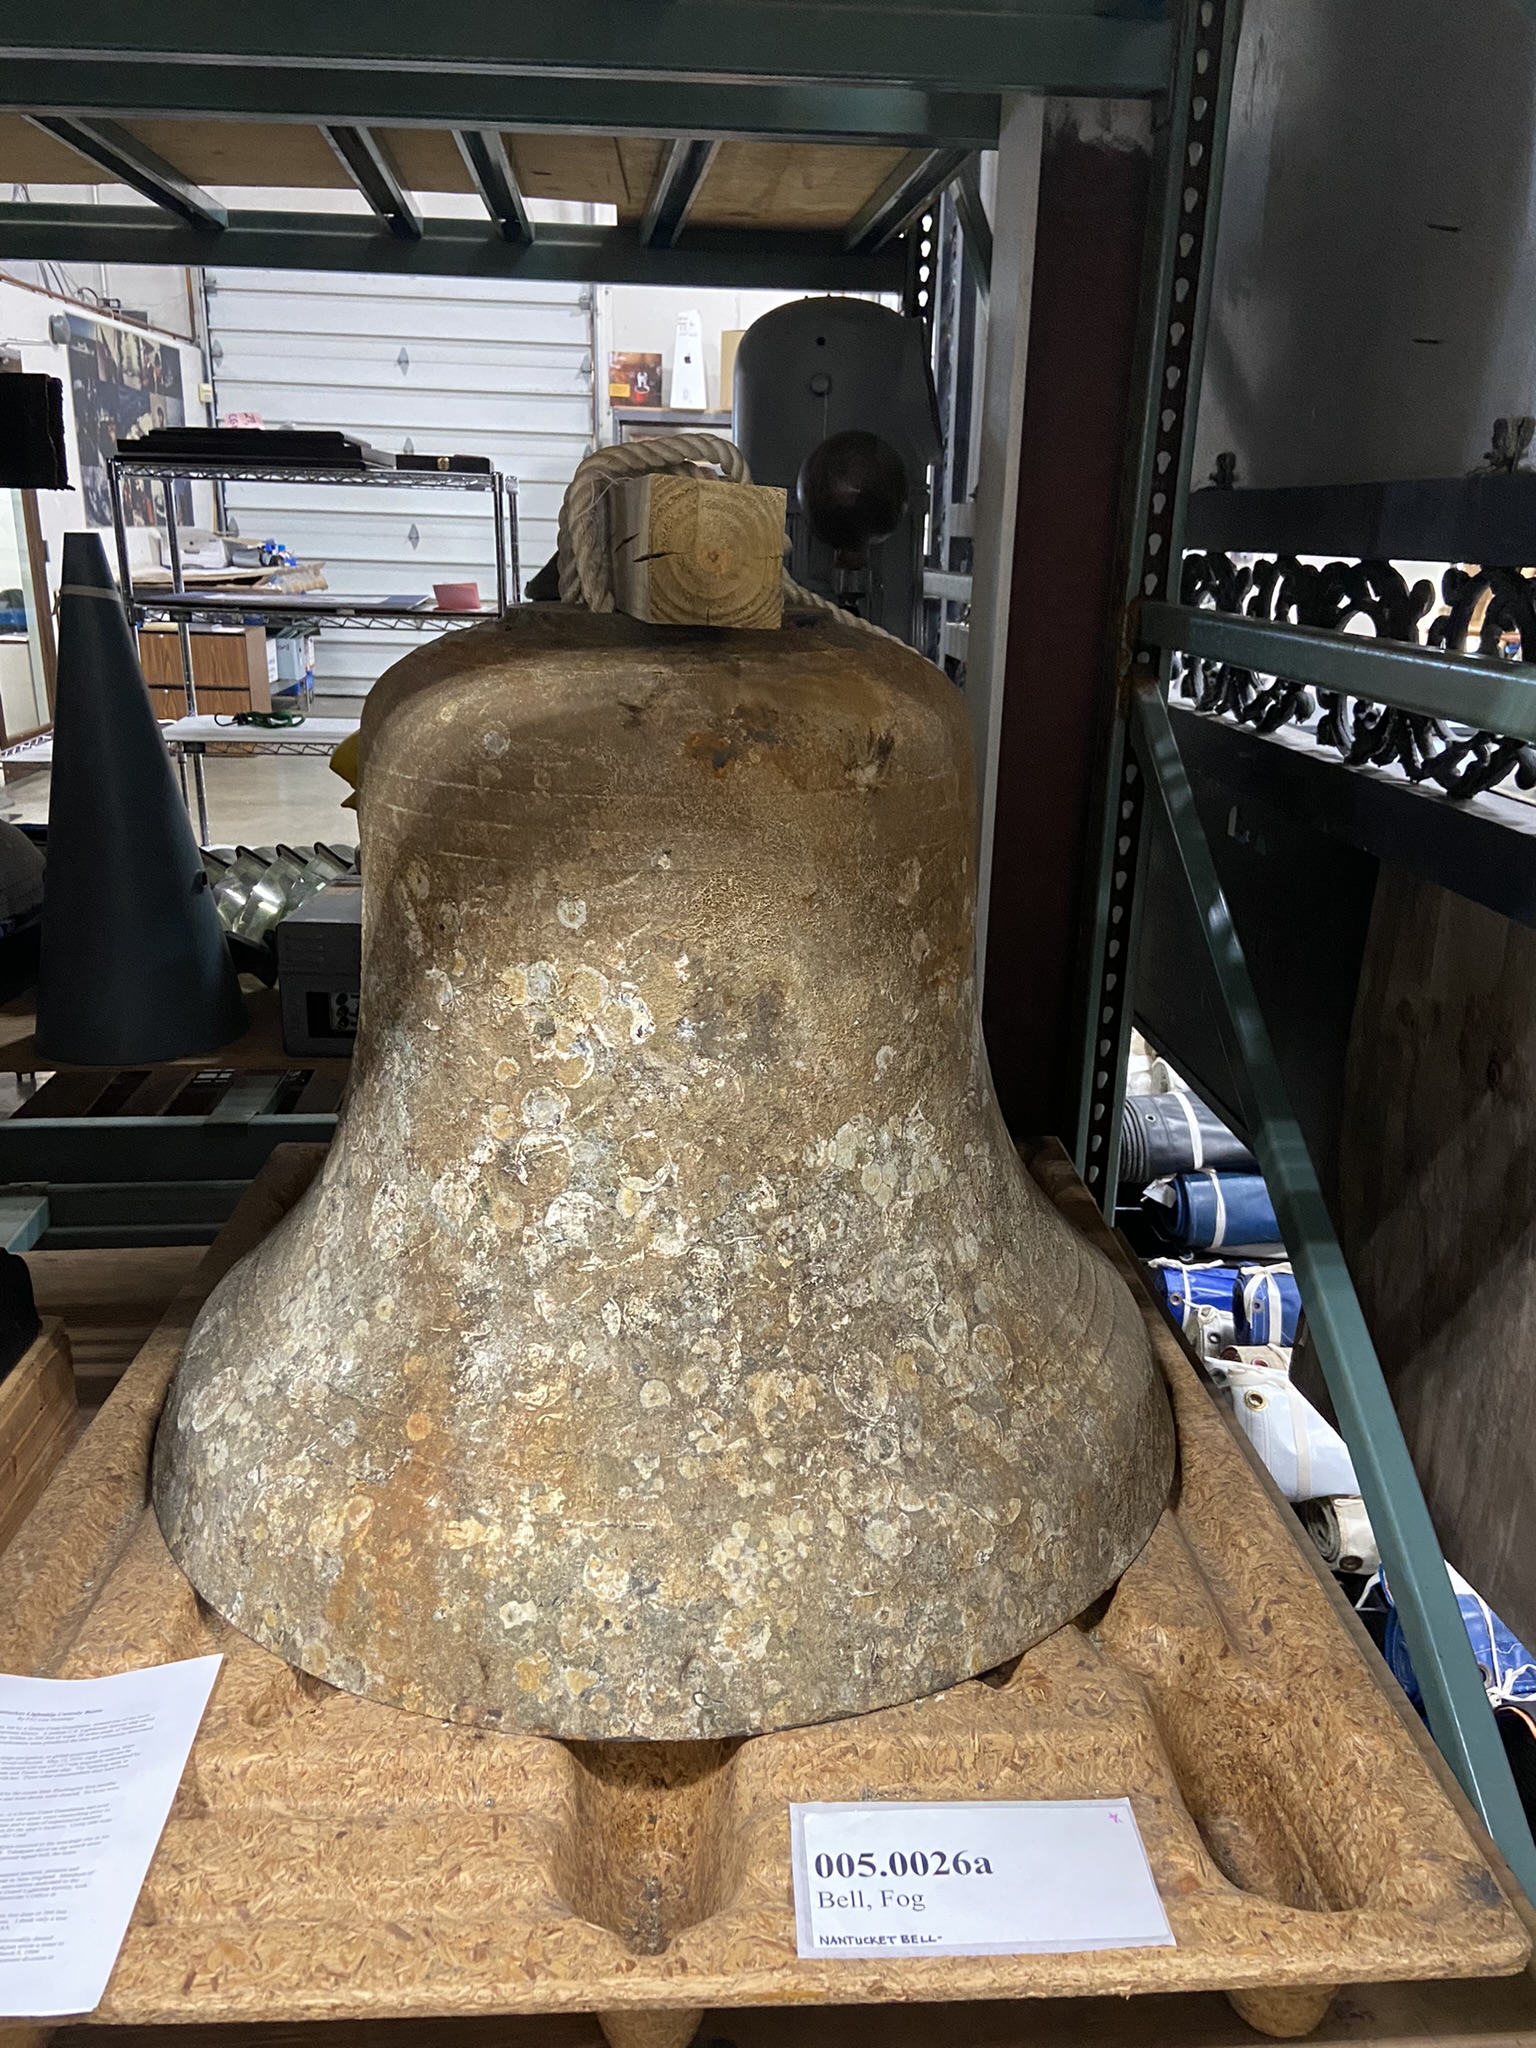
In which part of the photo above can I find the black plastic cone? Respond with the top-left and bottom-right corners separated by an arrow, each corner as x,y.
36,532 -> 247,1063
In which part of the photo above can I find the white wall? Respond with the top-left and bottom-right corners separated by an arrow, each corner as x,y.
0,271 -> 212,603
202,265 -> 595,699
3,184 -> 199,338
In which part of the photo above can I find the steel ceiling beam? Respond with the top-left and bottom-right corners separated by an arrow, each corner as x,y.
454,129 -> 531,244
845,145 -> 970,253
0,63 -> 1001,147
321,124 -> 421,238
0,8 -> 1172,99
0,204 -> 908,291
640,138 -> 721,248
22,114 -> 226,228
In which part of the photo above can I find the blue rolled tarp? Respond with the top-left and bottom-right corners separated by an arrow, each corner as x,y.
1142,1170 -> 1281,1251
1147,1260 -> 1241,1320
1376,1565 -> 1536,1713
1234,1264 -> 1301,1347
1145,1259 -> 1240,1355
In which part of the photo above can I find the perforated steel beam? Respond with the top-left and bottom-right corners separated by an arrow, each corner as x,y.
1073,0 -> 1242,1211
454,129 -> 532,244
845,145 -> 971,252
950,153 -> 992,300
321,124 -> 421,239
640,138 -> 721,248
22,113 -> 226,228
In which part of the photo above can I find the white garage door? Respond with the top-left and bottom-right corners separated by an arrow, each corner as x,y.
203,268 -> 595,700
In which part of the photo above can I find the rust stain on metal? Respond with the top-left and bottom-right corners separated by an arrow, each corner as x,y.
154,608 -> 1174,1740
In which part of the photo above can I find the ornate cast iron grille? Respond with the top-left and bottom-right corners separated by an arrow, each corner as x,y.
1175,551 -> 1536,802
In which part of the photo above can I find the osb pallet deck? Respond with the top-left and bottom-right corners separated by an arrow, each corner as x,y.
0,1318 -> 77,1554
2,1144 -> 1533,2048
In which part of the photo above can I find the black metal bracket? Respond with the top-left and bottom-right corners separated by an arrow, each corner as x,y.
454,129 -> 532,244
640,139 -> 722,248
845,145 -> 971,253
24,113 -> 227,229
321,125 -> 422,239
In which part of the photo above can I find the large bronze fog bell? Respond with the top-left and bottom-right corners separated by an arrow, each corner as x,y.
154,606 -> 1172,1739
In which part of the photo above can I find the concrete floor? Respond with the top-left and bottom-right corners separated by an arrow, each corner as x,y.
2,753 -> 360,855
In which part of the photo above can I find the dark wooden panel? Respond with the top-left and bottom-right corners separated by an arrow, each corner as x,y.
1133,729 -> 1380,1200
1337,867 -> 1536,1652
980,104 -> 1152,1142
138,626 -> 268,718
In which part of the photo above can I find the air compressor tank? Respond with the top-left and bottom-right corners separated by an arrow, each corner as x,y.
734,297 -> 941,643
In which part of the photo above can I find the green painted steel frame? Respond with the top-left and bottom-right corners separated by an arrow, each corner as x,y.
0,6 -> 1171,103
0,205 -> 909,290
0,4 -> 1165,280
0,7 -> 1171,282
1059,0 -> 1536,1896
0,61 -> 1002,148
1131,676 -> 1536,1898
1141,599 -> 1536,740
1072,0 -> 1242,1212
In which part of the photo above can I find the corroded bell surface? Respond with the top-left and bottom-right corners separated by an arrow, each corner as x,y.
154,608 -> 1173,1739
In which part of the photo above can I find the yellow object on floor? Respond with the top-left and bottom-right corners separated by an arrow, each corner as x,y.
329,727 -> 360,809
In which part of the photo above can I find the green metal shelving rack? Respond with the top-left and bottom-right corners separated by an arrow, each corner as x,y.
4,0 -> 1534,1898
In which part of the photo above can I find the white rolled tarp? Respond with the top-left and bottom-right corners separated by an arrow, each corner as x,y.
1299,1496 -> 1380,1576
1213,1354 -> 1360,1502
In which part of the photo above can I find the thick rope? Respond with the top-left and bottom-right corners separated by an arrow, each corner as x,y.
557,433 -> 749,610
556,431 -> 897,639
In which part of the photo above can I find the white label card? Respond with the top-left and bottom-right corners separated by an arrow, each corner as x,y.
790,1798 -> 1174,1959
0,1655 -> 223,2017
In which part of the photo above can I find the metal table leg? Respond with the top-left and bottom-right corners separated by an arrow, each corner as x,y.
161,473 -> 210,845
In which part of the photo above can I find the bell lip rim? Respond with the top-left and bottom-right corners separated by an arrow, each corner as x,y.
150,1482 -> 1174,1745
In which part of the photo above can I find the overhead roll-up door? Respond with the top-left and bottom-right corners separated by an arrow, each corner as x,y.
203,267 -> 595,702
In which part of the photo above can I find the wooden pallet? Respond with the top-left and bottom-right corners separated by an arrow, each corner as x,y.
24,1247 -> 204,1412
1,1146 -> 1531,2048
0,1317 -> 76,1555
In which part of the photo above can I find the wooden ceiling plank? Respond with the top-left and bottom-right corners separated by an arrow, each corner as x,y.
689,140 -> 909,229
0,114 -> 930,235
126,119 -> 347,187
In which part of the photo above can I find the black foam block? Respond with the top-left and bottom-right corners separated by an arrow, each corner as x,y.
0,374 -> 69,490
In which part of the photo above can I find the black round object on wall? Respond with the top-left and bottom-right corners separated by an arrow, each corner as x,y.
796,430 -> 909,562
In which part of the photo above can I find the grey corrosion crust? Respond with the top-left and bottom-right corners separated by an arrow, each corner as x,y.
154,607 -> 1174,1740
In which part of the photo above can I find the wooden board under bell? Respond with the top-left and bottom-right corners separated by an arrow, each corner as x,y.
0,1144 -> 1529,2048
0,1318 -> 76,1556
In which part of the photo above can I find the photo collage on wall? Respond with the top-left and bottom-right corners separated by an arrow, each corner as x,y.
66,314 -> 193,529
